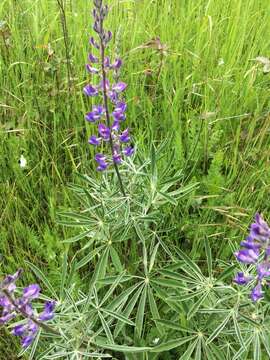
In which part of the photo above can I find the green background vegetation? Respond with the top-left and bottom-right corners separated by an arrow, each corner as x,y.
1,0 -> 270,357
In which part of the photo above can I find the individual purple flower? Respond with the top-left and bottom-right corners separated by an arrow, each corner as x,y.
83,84 -> 98,97
0,269 -> 56,348
233,272 -> 253,285
108,90 -> 118,103
0,312 -> 15,324
111,58 -> 122,69
98,123 -> 110,140
39,301 -> 56,321
234,248 -> 259,264
23,285 -> 40,300
112,120 -> 120,132
85,105 -> 104,123
240,236 -> 261,250
89,36 -> 100,49
21,335 -> 35,348
123,146 -> 134,157
88,135 -> 101,146
86,64 -> 99,74
257,262 -> 270,280
251,283 -> 263,302
104,56 -> 110,67
250,213 -> 270,242
112,102 -> 126,121
88,53 -> 99,63
112,82 -> 127,93
12,324 -> 27,336
113,152 -> 122,164
95,153 -> 108,171
119,129 -> 130,143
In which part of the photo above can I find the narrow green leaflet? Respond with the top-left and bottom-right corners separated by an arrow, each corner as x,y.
150,336 -> 196,353
135,285 -> 147,338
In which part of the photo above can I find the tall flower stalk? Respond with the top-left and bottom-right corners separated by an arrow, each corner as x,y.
83,0 -> 134,196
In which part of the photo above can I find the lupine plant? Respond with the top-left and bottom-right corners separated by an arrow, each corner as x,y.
2,1 -> 270,359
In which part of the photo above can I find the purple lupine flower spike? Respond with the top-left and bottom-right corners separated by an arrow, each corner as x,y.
84,1 -> 134,184
234,213 -> 270,302
0,269 -> 56,348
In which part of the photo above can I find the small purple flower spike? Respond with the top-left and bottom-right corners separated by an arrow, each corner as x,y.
234,213 -> 270,302
0,269 -> 56,348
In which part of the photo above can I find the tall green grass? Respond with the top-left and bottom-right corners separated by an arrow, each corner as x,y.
1,0 -> 270,356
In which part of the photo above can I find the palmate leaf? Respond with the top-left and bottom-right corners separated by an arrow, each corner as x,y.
187,290 -> 210,320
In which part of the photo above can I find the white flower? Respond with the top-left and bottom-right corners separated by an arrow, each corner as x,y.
152,338 -> 160,345
19,155 -> 27,168
218,58 -> 225,66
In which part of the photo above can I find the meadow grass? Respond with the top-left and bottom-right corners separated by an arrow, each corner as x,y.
1,0 -> 270,356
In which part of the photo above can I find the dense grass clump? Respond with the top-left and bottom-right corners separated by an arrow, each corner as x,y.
1,0 -> 270,358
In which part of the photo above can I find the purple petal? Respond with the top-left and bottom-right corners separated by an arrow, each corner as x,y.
88,135 -> 100,146
88,53 -> 99,63
86,64 -> 99,74
89,37 -> 100,49
123,146 -> 134,157
113,152 -> 122,164
0,312 -> 15,324
83,84 -> 98,97
98,124 -> 110,140
250,213 -> 270,241
12,324 -> 27,336
250,283 -> 263,302
112,82 -> 127,93
235,249 -> 259,264
21,335 -> 35,348
119,129 -> 130,143
39,301 -> 56,321
112,120 -> 120,132
23,284 -> 40,300
233,272 -> 252,285
111,58 -> 122,70
257,262 -> 270,280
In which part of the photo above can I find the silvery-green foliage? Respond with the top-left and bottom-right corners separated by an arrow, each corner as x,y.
13,144 -> 270,359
